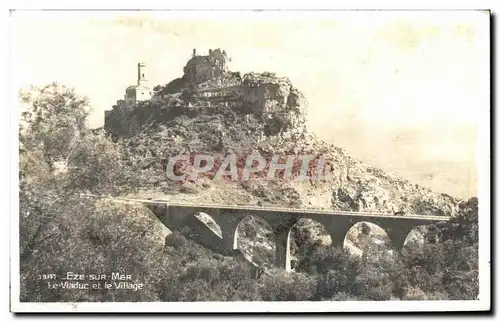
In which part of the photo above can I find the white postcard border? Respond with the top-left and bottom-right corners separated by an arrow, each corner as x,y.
6,3 -> 492,314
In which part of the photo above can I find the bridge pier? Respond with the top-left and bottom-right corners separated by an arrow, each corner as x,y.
384,226 -> 416,250
258,213 -> 297,272
315,218 -> 353,248
210,214 -> 242,255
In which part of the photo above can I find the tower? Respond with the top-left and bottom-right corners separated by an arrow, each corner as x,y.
137,62 -> 147,85
192,48 -> 197,57
124,62 -> 152,106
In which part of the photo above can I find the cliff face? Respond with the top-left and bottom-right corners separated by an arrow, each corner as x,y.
241,73 -> 308,137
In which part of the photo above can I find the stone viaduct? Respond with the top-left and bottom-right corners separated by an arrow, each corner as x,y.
125,198 -> 451,272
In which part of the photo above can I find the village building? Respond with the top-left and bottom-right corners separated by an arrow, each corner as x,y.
123,62 -> 152,106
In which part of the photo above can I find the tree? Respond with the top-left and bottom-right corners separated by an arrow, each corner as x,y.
19,84 -> 139,272
19,82 -> 90,172
19,83 -> 92,262
66,129 -> 138,194
180,84 -> 199,103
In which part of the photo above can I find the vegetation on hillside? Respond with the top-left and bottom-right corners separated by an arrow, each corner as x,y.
19,84 -> 479,302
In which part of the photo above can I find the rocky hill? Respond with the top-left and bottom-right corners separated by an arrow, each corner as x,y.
102,49 -> 463,266
104,49 -> 460,217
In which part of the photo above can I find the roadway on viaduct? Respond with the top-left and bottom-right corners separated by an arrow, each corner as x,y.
116,198 -> 451,272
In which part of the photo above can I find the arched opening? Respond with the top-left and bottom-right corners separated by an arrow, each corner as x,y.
174,212 -> 223,253
289,218 -> 332,272
193,212 -> 222,239
403,224 -> 440,251
234,216 -> 275,269
343,222 -> 391,258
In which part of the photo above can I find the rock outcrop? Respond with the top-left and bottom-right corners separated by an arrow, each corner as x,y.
241,72 -> 308,137
105,56 -> 308,141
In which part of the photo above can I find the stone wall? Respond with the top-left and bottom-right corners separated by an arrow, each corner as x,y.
184,49 -> 229,85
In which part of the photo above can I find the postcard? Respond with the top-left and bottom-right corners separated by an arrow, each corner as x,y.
10,9 -> 491,313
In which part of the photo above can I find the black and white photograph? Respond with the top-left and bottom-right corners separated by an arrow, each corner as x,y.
9,8 -> 491,313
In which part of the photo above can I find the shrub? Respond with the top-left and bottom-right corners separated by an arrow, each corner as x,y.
402,287 -> 428,300
67,130 -> 139,194
180,85 -> 199,103
166,231 -> 188,249
259,271 -> 317,301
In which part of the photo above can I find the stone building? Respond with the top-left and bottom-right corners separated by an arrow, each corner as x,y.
124,62 -> 152,105
184,48 -> 230,85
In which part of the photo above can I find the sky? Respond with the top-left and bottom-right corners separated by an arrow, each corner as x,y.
10,10 -> 489,199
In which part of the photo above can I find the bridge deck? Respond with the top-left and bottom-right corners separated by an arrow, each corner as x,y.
107,197 -> 451,222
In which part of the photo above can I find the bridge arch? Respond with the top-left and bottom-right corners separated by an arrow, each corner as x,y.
193,212 -> 223,239
402,224 -> 441,250
343,221 -> 391,257
167,211 -> 226,254
233,215 -> 276,268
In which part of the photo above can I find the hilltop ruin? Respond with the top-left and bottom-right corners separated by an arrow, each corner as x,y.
104,49 -> 308,139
